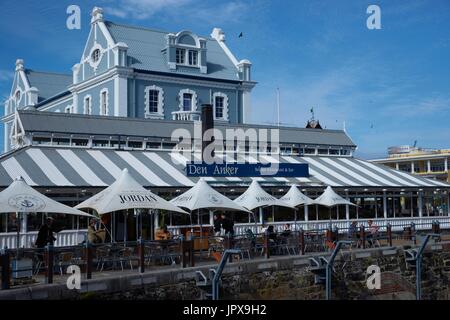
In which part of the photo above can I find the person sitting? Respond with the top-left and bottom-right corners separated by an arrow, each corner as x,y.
87,218 -> 105,244
266,225 -> 279,254
155,225 -> 172,240
281,224 -> 292,237
245,228 -> 257,247
221,214 -> 235,237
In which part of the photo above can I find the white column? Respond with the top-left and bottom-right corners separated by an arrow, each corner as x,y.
418,191 -> 423,217
259,207 -> 263,224
346,191 -> 350,220
383,191 -> 387,219
336,205 -> 339,220
445,157 -> 448,172
304,204 -> 309,222
395,163 -> 399,170
315,204 -> 319,220
410,193 -> 414,217
114,75 -> 128,116
154,210 -> 159,232
411,162 -> 415,174
427,160 -> 431,173
209,210 -> 214,225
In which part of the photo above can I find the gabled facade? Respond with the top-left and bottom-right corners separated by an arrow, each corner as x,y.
2,7 -> 255,153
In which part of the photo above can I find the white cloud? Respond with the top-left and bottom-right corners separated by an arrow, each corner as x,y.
103,0 -> 248,24
0,70 -> 14,83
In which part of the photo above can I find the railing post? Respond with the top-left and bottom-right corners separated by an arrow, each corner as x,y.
334,227 -> 339,242
226,235 -> 233,263
360,225 -> 366,249
264,232 -> 270,259
1,249 -> 10,290
411,222 -> 416,245
139,238 -> 145,273
299,228 -> 305,255
387,223 -> 393,247
181,238 -> 186,268
85,241 -> 92,280
45,244 -> 54,284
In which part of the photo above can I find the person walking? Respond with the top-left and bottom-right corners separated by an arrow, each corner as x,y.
213,214 -> 222,236
35,217 -> 57,248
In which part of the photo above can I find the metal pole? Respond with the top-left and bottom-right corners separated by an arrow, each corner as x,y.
325,241 -> 351,300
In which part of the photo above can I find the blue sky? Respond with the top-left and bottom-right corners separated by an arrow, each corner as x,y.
0,0 -> 449,159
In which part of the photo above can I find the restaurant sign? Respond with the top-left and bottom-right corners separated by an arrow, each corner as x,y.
185,163 -> 309,177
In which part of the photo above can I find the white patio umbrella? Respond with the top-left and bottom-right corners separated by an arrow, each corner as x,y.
170,178 -> 251,237
0,177 -> 94,249
76,168 -> 188,242
234,180 -> 294,232
313,186 -> 356,221
280,185 -> 315,230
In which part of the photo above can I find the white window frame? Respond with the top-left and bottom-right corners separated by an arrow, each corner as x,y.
178,89 -> 198,112
188,50 -> 198,66
176,48 -> 185,64
144,85 -> 164,119
99,88 -> 109,116
212,92 -> 229,121
83,95 -> 92,115
88,43 -> 103,69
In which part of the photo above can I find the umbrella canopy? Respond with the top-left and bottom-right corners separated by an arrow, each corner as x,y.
313,186 -> 356,207
76,168 -> 188,215
0,177 -> 93,217
280,185 -> 315,207
170,178 -> 251,213
234,180 -> 294,211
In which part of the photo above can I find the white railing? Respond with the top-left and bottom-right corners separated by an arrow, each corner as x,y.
0,229 -> 87,249
168,216 -> 450,236
172,110 -> 201,121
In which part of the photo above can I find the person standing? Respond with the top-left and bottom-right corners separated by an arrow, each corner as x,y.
213,214 -> 222,236
221,213 -> 234,236
35,217 -> 57,248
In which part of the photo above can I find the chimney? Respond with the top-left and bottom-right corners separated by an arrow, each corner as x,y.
201,104 -> 214,161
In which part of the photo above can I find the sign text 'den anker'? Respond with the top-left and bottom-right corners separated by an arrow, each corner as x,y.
185,163 -> 309,177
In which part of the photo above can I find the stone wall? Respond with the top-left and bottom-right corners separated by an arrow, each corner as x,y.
2,243 -> 450,300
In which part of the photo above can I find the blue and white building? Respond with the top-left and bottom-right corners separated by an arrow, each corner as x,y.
0,7 -> 449,248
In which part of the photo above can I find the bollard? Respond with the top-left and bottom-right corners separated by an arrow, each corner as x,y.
387,224 -> 393,247
85,242 -> 92,280
360,226 -> 366,249
139,238 -> 145,273
45,244 -> 54,284
181,239 -> 194,268
264,232 -> 270,259
1,249 -> 10,290
299,229 -> 305,255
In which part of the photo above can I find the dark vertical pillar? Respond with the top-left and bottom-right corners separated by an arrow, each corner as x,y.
201,104 -> 214,161
300,229 -> 305,255
139,238 -> 145,273
86,242 -> 92,280
387,224 -> 393,247
1,250 -> 10,290
45,244 -> 54,284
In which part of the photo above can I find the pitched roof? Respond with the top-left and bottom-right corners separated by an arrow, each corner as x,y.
17,110 -> 357,147
104,21 -> 240,81
25,70 -> 72,102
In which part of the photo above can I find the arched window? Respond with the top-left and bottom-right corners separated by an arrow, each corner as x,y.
213,92 -> 229,121
144,85 -> 164,119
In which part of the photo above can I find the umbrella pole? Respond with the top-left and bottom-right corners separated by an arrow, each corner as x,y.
16,211 -> 20,256
294,208 -> 298,232
135,209 -> 138,241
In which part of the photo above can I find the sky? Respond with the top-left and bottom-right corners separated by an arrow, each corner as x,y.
0,0 -> 449,159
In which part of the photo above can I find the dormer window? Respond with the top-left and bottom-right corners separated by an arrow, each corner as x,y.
188,50 -> 198,66
15,90 -> 21,101
176,48 -> 185,64
167,31 -> 207,73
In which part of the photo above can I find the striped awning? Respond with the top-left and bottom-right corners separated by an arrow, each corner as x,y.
0,146 -> 447,188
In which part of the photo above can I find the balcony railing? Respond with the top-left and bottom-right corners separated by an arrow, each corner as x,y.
172,110 -> 201,121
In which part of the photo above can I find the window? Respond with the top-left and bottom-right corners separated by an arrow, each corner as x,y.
215,96 -> 224,119
53,138 -> 70,146
183,93 -> 192,111
15,90 -> 20,101
65,106 -> 72,113
176,48 -> 185,64
146,142 -> 161,149
100,89 -> 108,116
145,86 -> 164,118
93,140 -> 109,147
128,141 -> 143,149
304,148 -> 316,154
84,96 -> 92,115
318,149 -> 328,155
148,90 -> 159,113
72,138 -> 88,146
32,137 -> 51,145
91,49 -> 100,63
188,50 -> 198,66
